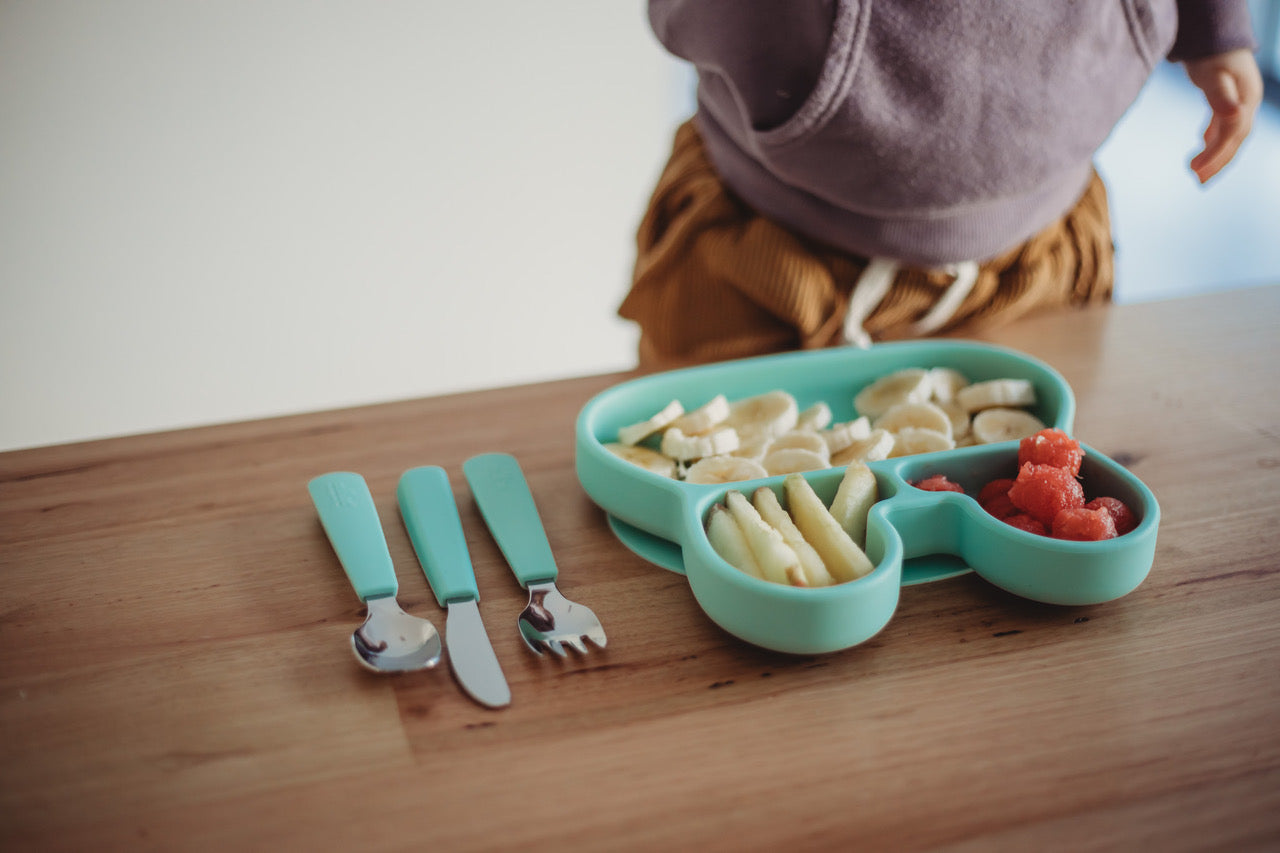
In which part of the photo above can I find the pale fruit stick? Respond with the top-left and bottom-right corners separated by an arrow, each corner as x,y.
724,490 -> 803,586
752,487 -> 835,587
705,504 -> 762,579
783,474 -> 875,583
827,462 -> 878,549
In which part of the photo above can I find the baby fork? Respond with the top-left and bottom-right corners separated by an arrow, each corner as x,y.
463,453 -> 608,657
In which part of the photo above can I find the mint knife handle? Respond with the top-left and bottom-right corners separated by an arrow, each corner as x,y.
463,453 -> 558,588
308,472 -> 398,601
397,466 -> 479,607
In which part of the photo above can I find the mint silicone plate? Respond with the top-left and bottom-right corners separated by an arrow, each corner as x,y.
575,341 -> 1160,654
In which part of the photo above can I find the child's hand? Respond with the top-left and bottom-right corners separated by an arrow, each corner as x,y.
1184,48 -> 1263,184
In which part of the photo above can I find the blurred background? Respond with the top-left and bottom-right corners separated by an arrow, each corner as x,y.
2,1 -> 1278,452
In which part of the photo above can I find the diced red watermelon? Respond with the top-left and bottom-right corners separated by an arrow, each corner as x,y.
1003,513 -> 1047,536
911,474 -> 965,494
913,431 -> 1139,543
1084,496 -> 1137,535
1018,428 -> 1084,476
977,477 -> 1017,519
1008,462 -> 1085,526
1053,506 -> 1118,541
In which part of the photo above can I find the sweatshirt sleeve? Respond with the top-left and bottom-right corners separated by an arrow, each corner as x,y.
1168,0 -> 1257,61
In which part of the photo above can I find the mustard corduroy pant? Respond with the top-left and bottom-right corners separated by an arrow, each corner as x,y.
619,121 -> 1114,370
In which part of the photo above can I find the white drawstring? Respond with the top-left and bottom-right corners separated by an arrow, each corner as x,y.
842,258 -> 980,347
841,258 -> 900,348
908,260 -> 979,336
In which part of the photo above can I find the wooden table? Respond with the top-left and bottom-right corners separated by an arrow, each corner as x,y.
3,285 -> 1278,851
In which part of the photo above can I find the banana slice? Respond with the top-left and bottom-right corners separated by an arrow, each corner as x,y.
768,430 -> 831,460
971,408 -> 1047,443
705,504 -> 762,579
937,399 -> 972,439
668,394 -> 731,435
795,401 -> 833,431
661,426 -> 740,461
617,399 -> 684,445
730,428 -> 775,463
873,401 -> 954,440
853,368 -> 932,418
723,390 -> 799,440
683,455 -> 769,484
725,489 -> 803,586
830,429 -> 896,465
752,487 -> 836,587
821,416 -> 873,453
763,447 -> 829,476
604,442 -> 678,478
928,367 -> 971,403
887,427 -> 955,457
956,378 -> 1036,412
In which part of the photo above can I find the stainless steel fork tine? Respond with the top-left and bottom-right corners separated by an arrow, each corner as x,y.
564,636 -> 589,655
543,638 -> 568,658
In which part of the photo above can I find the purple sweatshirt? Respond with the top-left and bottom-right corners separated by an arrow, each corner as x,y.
649,0 -> 1257,266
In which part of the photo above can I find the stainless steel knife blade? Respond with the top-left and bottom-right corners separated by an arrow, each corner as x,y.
397,466 -> 511,709
444,598 -> 510,708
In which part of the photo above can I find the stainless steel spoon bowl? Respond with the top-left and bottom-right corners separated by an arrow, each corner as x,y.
309,472 -> 442,673
350,594 -> 443,673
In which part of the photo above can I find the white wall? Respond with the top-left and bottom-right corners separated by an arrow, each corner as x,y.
3,2 -> 1278,452
1,1 -> 690,451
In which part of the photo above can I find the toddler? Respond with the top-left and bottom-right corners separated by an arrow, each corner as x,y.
620,0 -> 1263,366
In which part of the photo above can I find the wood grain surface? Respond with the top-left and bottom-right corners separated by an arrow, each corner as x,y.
2,285 -> 1278,852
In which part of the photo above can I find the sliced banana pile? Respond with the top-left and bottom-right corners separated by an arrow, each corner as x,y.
705,464 -> 880,587
603,367 -> 1045,483
856,367 -> 1045,449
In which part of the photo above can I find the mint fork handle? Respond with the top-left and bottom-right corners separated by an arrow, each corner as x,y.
463,453 -> 558,588
397,466 -> 480,607
308,472 -> 399,601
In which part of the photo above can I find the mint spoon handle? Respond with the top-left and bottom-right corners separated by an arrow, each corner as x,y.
308,472 -> 398,601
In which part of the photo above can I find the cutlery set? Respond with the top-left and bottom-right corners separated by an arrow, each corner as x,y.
309,452 -> 606,709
